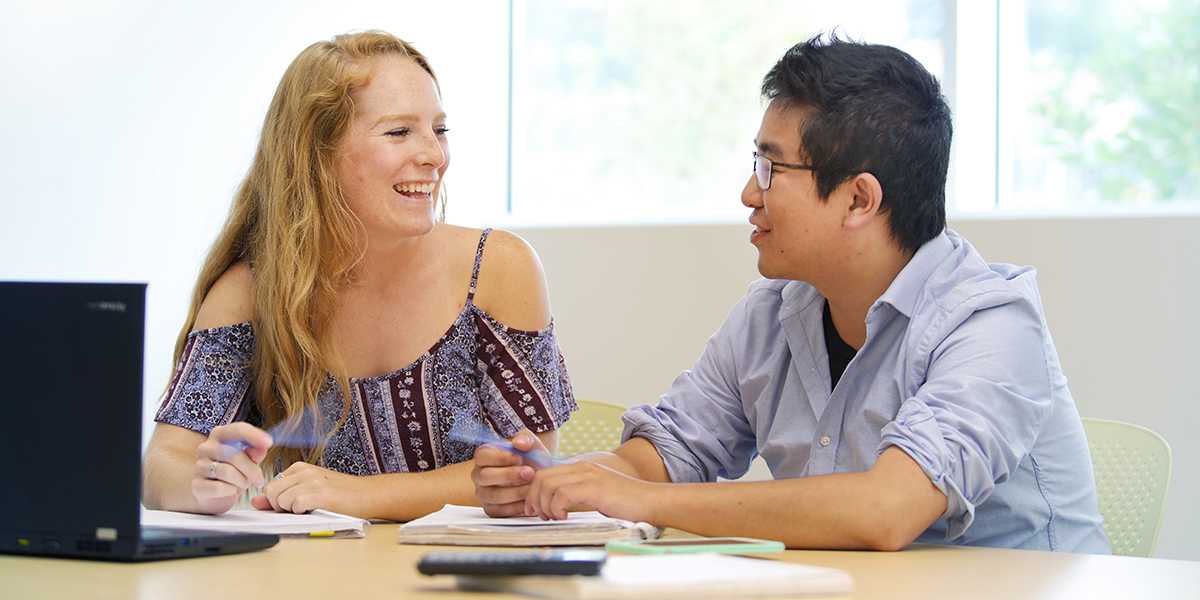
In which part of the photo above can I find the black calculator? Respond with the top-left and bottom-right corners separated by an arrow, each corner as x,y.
417,548 -> 608,576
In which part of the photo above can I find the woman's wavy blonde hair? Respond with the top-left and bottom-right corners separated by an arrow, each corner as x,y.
172,30 -> 444,470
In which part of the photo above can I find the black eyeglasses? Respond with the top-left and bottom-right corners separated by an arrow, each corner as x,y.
752,152 -> 819,190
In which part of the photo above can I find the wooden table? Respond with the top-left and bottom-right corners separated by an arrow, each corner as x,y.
3,524 -> 1198,599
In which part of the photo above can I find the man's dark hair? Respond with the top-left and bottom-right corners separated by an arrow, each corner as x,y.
761,33 -> 952,253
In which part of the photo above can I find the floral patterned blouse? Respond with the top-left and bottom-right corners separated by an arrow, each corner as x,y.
154,229 -> 576,474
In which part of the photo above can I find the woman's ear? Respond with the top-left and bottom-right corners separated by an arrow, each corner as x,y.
842,172 -> 883,230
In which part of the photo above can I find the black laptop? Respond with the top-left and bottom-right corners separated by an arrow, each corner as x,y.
0,281 -> 278,561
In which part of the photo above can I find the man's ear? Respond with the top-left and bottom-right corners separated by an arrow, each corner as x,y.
842,172 -> 883,230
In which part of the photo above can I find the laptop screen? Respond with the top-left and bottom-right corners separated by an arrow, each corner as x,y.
0,282 -> 147,541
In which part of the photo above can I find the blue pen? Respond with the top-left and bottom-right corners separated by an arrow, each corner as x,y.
221,439 -> 253,451
448,424 -> 561,470
217,439 -> 257,464
219,417 -> 323,456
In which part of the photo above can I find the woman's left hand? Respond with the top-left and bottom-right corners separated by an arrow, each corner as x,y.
251,462 -> 373,517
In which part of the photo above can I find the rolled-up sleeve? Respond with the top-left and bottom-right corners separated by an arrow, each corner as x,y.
623,295 -> 762,483
880,290 -> 1055,540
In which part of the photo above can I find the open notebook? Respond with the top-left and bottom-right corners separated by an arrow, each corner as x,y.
400,504 -> 662,546
0,281 -> 278,561
141,508 -> 371,538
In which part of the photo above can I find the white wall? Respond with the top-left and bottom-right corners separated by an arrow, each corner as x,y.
513,217 -> 1200,561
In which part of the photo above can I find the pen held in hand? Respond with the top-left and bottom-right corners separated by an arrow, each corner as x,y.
217,438 -> 262,464
222,439 -> 254,452
448,426 -> 562,470
219,417 -> 325,457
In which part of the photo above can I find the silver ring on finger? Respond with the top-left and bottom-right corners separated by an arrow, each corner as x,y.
208,460 -> 219,479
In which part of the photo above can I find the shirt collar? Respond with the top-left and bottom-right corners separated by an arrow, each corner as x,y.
872,229 -> 961,320
772,229 -> 966,324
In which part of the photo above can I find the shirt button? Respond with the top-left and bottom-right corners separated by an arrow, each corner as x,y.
820,436 -> 831,447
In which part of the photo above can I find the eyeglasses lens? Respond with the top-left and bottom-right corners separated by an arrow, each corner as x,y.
753,154 -> 771,190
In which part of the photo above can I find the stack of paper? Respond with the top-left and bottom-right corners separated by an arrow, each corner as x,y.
399,504 -> 661,546
140,508 -> 371,538
455,553 -> 854,599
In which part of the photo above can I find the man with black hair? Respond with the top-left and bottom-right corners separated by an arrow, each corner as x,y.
472,34 -> 1111,553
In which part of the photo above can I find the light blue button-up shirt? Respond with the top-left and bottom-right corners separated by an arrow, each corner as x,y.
624,230 -> 1110,553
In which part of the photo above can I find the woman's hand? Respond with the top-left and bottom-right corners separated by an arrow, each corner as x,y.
192,422 -> 272,514
252,462 -> 373,517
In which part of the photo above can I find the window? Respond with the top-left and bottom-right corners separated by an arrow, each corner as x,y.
507,0 -> 950,226
998,0 -> 1199,213
504,0 -> 1200,225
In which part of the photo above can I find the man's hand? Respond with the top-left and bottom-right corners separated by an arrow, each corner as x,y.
524,460 -> 662,522
471,430 -> 549,517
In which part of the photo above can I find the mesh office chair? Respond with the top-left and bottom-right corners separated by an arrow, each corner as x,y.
556,399 -> 627,458
1081,418 -> 1173,557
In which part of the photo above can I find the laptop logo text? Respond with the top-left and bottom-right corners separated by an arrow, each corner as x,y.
86,301 -> 127,313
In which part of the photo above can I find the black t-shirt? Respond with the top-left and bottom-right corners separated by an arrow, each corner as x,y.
823,300 -> 858,389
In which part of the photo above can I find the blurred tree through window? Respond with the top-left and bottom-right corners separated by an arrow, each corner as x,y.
512,0 -> 1195,222
1011,0 -> 1199,208
513,0 -> 945,224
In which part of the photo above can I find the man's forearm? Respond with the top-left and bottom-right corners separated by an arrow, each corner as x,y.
636,446 -> 947,551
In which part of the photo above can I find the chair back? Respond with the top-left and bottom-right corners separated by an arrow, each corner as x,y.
557,399 -> 627,458
1081,418 -> 1173,557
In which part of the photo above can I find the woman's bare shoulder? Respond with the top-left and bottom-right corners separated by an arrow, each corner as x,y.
191,261 -> 254,331
472,228 -> 552,330
482,228 -> 539,263
432,224 -> 542,277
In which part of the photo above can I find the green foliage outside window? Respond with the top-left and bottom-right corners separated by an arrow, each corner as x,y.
519,0 -> 944,220
1027,0 -> 1199,204
522,0 -> 813,217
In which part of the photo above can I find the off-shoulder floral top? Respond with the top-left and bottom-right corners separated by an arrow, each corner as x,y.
155,229 -> 576,474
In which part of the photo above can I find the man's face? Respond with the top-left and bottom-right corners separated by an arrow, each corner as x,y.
741,101 -> 845,283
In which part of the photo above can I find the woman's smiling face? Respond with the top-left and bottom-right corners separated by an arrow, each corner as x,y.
335,54 -> 450,243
